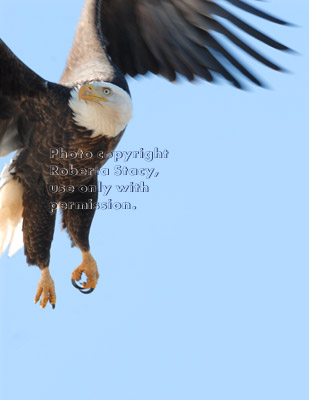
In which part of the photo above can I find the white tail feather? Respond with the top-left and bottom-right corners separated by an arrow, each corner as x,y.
0,164 -> 24,258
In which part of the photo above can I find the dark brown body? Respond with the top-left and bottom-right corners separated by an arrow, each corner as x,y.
11,92 -> 124,268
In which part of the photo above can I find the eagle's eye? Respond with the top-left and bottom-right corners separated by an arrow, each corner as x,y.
103,88 -> 111,96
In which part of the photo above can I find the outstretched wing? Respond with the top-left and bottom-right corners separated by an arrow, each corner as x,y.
0,40 -> 49,156
62,0 -> 290,89
0,40 -> 71,157
98,0 -> 290,87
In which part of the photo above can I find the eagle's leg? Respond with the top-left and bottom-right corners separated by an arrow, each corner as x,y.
61,177 -> 99,292
23,186 -> 57,308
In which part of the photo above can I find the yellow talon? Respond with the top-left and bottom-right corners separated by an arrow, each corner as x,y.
71,251 -> 99,290
34,268 -> 56,309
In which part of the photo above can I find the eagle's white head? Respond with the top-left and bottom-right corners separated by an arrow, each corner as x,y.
69,82 -> 133,138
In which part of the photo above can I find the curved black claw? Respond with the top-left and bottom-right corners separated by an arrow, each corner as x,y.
71,279 -> 83,290
71,279 -> 95,294
79,287 -> 95,294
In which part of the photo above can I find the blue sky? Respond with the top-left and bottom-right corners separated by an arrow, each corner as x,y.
0,1 -> 308,399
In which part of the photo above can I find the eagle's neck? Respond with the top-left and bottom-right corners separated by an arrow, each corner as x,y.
69,90 -> 132,138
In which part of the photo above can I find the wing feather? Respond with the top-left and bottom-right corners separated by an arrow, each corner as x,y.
0,40 -> 69,156
0,40 -> 46,155
84,0 -> 290,87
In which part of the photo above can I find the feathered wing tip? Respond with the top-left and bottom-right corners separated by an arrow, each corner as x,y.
0,164 -> 24,258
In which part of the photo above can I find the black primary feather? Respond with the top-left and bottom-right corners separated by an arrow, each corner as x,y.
64,0 -> 289,88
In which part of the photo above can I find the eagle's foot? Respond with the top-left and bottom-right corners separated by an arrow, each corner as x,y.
71,251 -> 99,294
34,267 -> 56,309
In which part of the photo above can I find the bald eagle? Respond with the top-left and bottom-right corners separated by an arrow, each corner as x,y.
0,0 -> 290,308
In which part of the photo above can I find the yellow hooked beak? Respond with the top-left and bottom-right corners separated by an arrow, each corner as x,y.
78,84 -> 109,102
